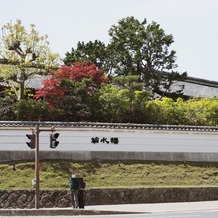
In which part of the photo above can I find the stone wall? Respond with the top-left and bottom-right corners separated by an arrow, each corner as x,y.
2,151 -> 218,163
1,187 -> 218,209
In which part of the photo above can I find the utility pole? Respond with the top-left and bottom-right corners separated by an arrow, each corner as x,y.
35,124 -> 40,209
26,125 -> 59,209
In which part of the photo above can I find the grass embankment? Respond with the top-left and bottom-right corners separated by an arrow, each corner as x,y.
1,161 -> 218,190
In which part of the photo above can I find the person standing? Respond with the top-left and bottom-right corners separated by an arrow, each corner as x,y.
78,177 -> 86,209
69,170 -> 79,208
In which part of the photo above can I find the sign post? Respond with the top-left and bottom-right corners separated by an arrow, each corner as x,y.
27,125 -> 59,209
35,124 -> 40,209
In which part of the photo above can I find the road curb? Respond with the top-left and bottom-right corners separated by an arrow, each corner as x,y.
0,208 -> 142,216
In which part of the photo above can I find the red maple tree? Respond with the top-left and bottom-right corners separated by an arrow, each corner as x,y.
34,62 -> 108,107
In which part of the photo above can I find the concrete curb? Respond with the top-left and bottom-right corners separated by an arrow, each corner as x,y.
0,208 -> 142,216
2,150 -> 218,163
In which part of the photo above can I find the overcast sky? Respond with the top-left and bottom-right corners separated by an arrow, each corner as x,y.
1,0 -> 218,81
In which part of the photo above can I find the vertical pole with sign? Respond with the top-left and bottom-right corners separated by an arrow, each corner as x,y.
35,124 -> 40,209
26,125 -> 59,209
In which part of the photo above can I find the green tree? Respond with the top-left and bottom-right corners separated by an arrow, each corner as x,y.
151,97 -> 187,125
65,16 -> 187,98
112,75 -> 151,123
58,79 -> 92,121
183,98 -> 218,126
0,96 -> 16,120
108,16 -> 187,98
204,98 -> 218,126
64,40 -> 112,74
98,84 -> 127,122
0,19 -> 61,100
97,83 -> 151,123
13,99 -> 50,121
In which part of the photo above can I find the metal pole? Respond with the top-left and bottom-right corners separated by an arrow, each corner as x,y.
35,124 -> 40,209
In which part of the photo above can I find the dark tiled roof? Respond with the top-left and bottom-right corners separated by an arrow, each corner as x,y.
1,75 -> 218,98
0,75 -> 50,90
172,78 -> 218,98
26,75 -> 50,89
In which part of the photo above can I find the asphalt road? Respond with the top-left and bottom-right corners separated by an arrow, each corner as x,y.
1,127 -> 218,153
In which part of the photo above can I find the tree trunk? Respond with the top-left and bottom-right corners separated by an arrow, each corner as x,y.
19,81 -> 25,100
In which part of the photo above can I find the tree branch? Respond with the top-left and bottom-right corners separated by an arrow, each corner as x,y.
0,58 -> 59,71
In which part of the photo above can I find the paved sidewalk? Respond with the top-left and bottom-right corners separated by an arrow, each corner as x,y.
86,201 -> 218,213
1,201 -> 218,216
